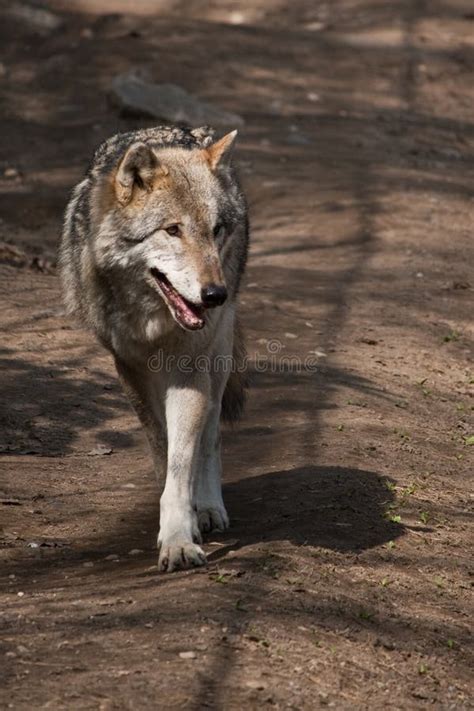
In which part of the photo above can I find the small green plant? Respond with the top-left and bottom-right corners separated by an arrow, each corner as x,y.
463,435 -> 474,446
416,378 -> 431,396
443,331 -> 459,343
401,484 -> 417,497
213,573 -> 229,584
380,578 -> 391,588
419,511 -> 429,524
386,540 -> 396,550
418,663 -> 428,675
337,424 -> 344,432
389,514 -> 402,524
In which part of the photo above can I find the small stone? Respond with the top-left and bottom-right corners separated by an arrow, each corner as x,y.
88,445 -> 113,456
305,21 -> 326,31
83,561 -> 94,568
6,1 -> 63,33
17,591 -> 24,597
245,679 -> 267,690
128,549 -> 143,556
179,651 -> 197,660
4,167 -> 19,179
105,554 -> 119,561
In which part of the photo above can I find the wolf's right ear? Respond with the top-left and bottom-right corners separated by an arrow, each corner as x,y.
115,143 -> 166,206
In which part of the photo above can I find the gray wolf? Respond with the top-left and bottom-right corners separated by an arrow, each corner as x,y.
59,125 -> 249,572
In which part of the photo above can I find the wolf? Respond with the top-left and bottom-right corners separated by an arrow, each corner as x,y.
59,125 -> 249,572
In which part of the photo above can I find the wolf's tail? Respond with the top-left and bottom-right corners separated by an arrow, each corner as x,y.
221,318 -> 248,423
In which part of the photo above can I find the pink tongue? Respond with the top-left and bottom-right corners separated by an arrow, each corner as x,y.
167,289 -> 204,329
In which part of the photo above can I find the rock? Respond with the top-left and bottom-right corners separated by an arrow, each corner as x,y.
179,651 -> 197,660
110,73 -> 244,128
87,444 -> 113,456
127,549 -> 143,556
245,679 -> 267,690
4,167 -> 20,179
6,1 -> 63,34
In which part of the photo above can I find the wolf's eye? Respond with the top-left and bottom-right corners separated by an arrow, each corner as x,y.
213,223 -> 225,239
165,224 -> 181,237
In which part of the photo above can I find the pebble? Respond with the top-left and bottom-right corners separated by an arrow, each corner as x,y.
128,549 -> 143,556
83,561 -> 94,568
105,554 -> 119,561
4,167 -> 19,179
179,651 -> 197,660
17,592 -> 24,597
245,679 -> 267,690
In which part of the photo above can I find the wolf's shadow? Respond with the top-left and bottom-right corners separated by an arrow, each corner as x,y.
217,465 -> 402,555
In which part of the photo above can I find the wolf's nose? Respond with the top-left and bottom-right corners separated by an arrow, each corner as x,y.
201,284 -> 228,308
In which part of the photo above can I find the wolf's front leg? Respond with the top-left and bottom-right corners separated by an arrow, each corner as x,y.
158,374 -> 210,572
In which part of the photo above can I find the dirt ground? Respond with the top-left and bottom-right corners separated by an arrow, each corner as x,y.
0,1 -> 473,708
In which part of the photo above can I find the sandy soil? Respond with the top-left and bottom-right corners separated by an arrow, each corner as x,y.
0,1 -> 473,708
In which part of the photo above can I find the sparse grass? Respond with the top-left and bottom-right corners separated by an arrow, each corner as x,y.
419,511 -> 429,524
416,378 -> 431,396
443,330 -> 460,343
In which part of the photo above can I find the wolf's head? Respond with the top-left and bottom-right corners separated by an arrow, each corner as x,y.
93,131 -> 243,331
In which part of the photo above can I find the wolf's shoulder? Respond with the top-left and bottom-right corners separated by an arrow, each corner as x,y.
89,125 -> 216,177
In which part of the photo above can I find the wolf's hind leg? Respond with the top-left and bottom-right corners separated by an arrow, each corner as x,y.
114,357 -> 167,483
195,365 -> 230,533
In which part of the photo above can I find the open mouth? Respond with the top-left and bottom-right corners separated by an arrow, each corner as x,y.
150,268 -> 205,331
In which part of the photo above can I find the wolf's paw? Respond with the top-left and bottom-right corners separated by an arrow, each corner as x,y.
157,539 -> 207,573
197,504 -> 229,533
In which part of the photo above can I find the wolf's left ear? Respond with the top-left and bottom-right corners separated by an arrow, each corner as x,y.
115,142 -> 165,206
203,130 -> 238,171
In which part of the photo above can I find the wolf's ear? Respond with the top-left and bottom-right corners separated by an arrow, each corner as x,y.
115,143 -> 166,206
203,130 -> 238,171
